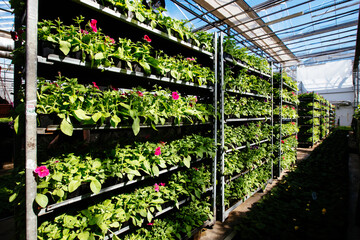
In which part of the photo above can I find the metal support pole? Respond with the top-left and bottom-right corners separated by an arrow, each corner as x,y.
279,66 -> 283,176
312,95 -> 315,147
271,61 -> 274,179
219,32 -> 226,222
25,0 -> 38,239
211,32 -> 218,224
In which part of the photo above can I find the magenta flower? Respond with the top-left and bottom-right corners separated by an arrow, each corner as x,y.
159,141 -> 166,146
92,82 -> 100,90
34,166 -> 50,178
90,19 -> 98,32
154,183 -> 160,192
137,91 -> 143,97
80,29 -> 89,34
147,223 -> 154,226
281,140 -> 285,144
160,182 -> 165,187
154,147 -> 161,156
186,57 -> 195,61
144,35 -> 152,43
54,160 -> 59,163
172,92 -> 179,100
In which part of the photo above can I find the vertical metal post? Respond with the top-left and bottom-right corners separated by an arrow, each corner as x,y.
211,32 -> 218,224
25,0 -> 38,239
279,66 -> 283,176
270,61 -> 274,179
312,95 -> 315,147
219,32 -> 226,222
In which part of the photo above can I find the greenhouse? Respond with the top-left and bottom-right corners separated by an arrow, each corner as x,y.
0,0 -> 359,239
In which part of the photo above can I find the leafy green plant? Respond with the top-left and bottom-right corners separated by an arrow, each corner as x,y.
34,77 -> 213,136
37,165 -> 212,239
224,94 -> 272,118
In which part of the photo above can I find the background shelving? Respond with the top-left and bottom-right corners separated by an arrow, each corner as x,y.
273,70 -> 299,177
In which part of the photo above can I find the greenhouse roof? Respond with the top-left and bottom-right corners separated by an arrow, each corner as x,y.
167,0 -> 360,67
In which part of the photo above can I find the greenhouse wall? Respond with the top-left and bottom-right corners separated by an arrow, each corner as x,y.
297,60 -> 354,126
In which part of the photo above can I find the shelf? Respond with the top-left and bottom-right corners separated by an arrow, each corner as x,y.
282,82 -> 297,91
225,159 -> 270,183
225,139 -> 270,153
223,56 -> 271,79
223,179 -> 271,219
226,89 -> 269,99
37,121 -> 212,134
38,55 -> 214,91
225,117 -> 269,123
282,100 -> 298,106
103,186 -> 213,240
38,157 -> 206,216
281,118 -> 297,121
71,0 -> 213,57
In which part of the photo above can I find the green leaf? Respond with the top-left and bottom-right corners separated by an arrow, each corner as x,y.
152,164 -> 160,176
78,231 -> 90,240
94,52 -> 104,60
139,209 -> 147,217
119,102 -> 131,110
132,117 -> 140,136
53,189 -> 65,198
68,180 -> 81,193
183,156 -> 191,168
135,12 -> 145,22
59,40 -> 71,55
110,114 -> 121,128
9,193 -> 17,203
51,172 -> 63,181
147,210 -> 153,223
69,95 -> 77,104
73,109 -> 92,121
90,179 -> 102,194
35,193 -> 48,208
60,118 -> 73,136
91,112 -> 102,123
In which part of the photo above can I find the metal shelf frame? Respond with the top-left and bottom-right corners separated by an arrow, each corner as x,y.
218,32 -> 273,222
24,1 -> 219,238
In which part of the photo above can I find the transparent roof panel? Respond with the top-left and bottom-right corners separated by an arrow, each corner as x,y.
167,0 -> 359,66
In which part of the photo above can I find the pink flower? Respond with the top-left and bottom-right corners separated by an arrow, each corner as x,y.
154,183 -> 160,192
34,166 -> 50,178
144,35 -> 152,43
92,82 -> 100,90
291,122 -> 295,125
193,167 -> 199,171
147,223 -> 154,226
154,147 -> 161,156
194,96 -> 198,102
90,19 -> 98,32
292,92 -> 295,96
160,183 -> 165,187
54,160 -> 59,163
137,91 -> 143,97
186,57 -> 195,61
80,29 -> 89,34
172,92 -> 179,100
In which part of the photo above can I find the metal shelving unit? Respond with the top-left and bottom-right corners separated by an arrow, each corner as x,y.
24,0 -> 218,238
218,33 -> 273,222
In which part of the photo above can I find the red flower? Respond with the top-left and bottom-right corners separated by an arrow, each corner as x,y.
144,35 -> 152,43
137,91 -> 143,97
92,82 -> 100,90
159,141 -> 166,146
90,19 -> 98,32
172,92 -> 179,100
291,122 -> 295,125
281,140 -> 285,144
193,167 -> 199,171
160,183 -> 165,186
10,31 -> 18,41
34,166 -> 50,178
154,147 -> 161,156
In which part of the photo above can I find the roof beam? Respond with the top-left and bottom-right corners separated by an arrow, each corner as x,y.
282,20 -> 358,42
296,46 -> 356,59
353,3 -> 360,72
